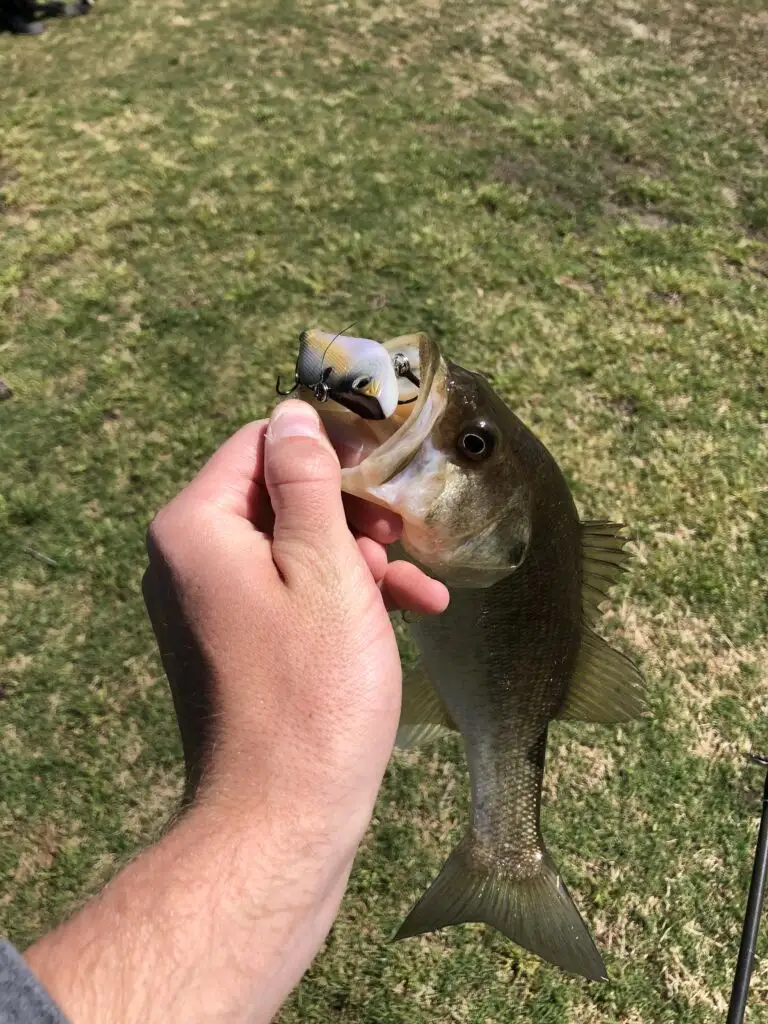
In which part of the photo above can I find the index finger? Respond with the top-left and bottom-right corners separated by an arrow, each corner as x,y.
182,419 -> 269,521
343,493 -> 403,545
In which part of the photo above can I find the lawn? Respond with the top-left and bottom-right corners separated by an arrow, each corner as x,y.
1,0 -> 767,1020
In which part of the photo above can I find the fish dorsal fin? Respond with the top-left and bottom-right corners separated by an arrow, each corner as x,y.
580,520 -> 632,624
396,660 -> 457,749
558,628 -> 647,722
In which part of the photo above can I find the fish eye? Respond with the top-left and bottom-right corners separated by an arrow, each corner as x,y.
352,375 -> 372,392
457,422 -> 497,462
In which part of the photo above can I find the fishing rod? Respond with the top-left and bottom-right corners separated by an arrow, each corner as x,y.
726,752 -> 768,1024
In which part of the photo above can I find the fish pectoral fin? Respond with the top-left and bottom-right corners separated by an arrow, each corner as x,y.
393,836 -> 607,982
558,628 -> 648,723
581,520 -> 632,624
395,660 -> 457,749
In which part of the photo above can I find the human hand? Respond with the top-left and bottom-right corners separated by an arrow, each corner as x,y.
23,402 -> 449,1024
143,399 -> 449,844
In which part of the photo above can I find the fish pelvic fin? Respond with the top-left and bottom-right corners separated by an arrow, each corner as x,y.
395,660 -> 458,749
394,835 -> 607,982
558,628 -> 648,723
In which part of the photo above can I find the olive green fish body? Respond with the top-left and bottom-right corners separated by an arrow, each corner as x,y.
413,402 -> 581,854
399,408 -> 608,979
412,524 -> 581,875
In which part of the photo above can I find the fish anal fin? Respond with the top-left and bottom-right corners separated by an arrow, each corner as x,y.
396,660 -> 457,749
558,628 -> 647,722
394,836 -> 607,982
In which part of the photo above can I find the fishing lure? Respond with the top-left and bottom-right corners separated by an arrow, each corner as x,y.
277,328 -> 419,420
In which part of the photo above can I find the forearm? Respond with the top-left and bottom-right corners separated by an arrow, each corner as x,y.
23,803 -> 354,1024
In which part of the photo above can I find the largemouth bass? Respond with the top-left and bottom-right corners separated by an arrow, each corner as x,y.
293,330 -> 647,981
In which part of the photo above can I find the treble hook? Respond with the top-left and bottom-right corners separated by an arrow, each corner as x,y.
275,375 -> 300,396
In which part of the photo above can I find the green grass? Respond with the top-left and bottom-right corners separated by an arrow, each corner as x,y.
2,0 -> 767,1020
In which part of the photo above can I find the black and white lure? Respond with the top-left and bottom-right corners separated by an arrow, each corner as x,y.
277,329 -> 421,421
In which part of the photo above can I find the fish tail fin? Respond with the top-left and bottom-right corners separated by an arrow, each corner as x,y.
394,835 -> 607,982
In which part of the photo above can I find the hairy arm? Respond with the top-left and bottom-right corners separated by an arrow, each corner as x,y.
25,802 -> 352,1023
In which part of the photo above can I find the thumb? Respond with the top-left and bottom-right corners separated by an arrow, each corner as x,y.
264,400 -> 352,581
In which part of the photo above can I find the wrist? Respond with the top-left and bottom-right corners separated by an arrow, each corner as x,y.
194,734 -> 385,866
179,795 -> 359,914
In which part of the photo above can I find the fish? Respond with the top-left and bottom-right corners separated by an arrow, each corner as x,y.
279,329 -> 402,420
295,330 -> 647,981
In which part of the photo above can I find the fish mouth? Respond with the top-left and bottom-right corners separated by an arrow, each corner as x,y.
328,333 -> 447,503
300,334 -> 518,588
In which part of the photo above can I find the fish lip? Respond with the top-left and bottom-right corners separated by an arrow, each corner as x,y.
328,390 -> 386,420
338,333 -> 447,496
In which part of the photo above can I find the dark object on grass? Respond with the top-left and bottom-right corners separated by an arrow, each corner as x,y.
0,0 -> 92,34
38,0 -> 93,18
58,0 -> 94,16
727,753 -> 768,1024
0,0 -> 45,33
0,379 -> 13,401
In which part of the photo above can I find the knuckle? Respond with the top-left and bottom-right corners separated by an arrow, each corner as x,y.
145,507 -> 172,559
145,500 -> 215,572
146,502 -> 185,554
273,441 -> 340,487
